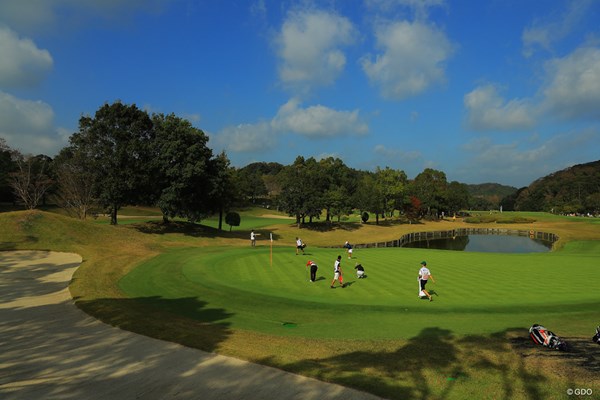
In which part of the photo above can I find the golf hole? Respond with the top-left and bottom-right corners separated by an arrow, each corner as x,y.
282,322 -> 297,328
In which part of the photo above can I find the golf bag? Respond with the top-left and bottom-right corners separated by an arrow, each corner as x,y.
529,324 -> 568,351
593,326 -> 600,344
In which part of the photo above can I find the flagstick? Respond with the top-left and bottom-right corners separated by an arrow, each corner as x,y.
269,232 -> 273,267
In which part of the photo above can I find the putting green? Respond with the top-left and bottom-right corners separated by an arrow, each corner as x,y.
119,241 -> 600,340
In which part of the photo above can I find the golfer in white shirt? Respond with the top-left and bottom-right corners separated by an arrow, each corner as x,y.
418,261 -> 435,302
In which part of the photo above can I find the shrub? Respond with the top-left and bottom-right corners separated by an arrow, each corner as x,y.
361,211 -> 369,223
225,211 -> 241,231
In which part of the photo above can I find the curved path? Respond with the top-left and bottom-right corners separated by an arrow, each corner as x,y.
0,251 -> 382,400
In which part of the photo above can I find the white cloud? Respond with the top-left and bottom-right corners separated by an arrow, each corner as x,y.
522,0 -> 593,57
0,90 -> 66,154
214,122 -> 274,153
215,99 -> 369,154
315,152 -> 340,161
374,144 -> 421,162
365,0 -> 446,19
250,0 -> 267,19
272,98 -> 368,137
0,25 -> 53,88
464,84 -> 536,131
541,46 -> 600,121
275,9 -> 356,93
361,20 -> 454,100
459,128 -> 600,186
0,0 -> 172,33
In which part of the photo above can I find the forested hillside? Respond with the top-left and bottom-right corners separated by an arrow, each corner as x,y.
467,183 -> 517,209
508,160 -> 600,214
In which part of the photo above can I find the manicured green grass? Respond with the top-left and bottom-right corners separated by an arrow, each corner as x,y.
3,209 -> 599,400
119,242 -> 600,340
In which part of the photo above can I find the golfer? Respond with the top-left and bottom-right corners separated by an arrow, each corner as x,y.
330,255 -> 344,288
306,260 -> 318,282
418,261 -> 435,301
344,241 -> 353,259
296,237 -> 305,255
354,263 -> 365,278
250,230 -> 257,247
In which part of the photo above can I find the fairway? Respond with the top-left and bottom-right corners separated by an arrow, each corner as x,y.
119,241 -> 600,340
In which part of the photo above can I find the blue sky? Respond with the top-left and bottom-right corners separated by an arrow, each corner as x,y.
1,0 -> 600,188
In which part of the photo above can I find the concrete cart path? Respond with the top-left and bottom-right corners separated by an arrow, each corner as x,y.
0,251 -> 383,400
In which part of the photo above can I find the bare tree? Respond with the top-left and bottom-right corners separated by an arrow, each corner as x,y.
10,154 -> 53,209
53,162 -> 97,219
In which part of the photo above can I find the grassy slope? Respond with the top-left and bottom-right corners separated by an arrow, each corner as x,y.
1,209 -> 599,399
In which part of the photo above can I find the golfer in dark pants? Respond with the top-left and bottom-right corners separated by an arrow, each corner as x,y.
306,260 -> 318,282
418,261 -> 435,301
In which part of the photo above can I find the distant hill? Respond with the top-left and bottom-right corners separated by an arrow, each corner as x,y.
467,183 -> 518,209
512,160 -> 600,213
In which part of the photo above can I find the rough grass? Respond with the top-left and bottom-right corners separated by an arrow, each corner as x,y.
1,209 -> 600,399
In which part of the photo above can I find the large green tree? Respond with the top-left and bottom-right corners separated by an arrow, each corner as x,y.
446,181 -> 470,215
353,173 -> 384,224
409,168 -> 448,217
67,102 -> 154,224
375,166 -> 408,217
318,157 -> 356,223
278,156 -> 323,226
151,113 -> 215,223
207,151 -> 237,230
236,162 -> 282,204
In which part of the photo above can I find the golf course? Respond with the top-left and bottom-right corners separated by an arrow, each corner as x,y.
2,208 -> 599,399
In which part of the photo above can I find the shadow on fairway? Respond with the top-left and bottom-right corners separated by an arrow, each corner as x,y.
301,221 -> 363,232
132,221 -> 282,242
75,296 -> 232,353
274,327 -> 557,400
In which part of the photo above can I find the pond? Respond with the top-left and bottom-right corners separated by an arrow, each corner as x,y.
401,234 -> 553,253
352,228 -> 558,254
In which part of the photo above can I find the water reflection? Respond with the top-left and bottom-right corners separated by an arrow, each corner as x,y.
402,234 -> 552,253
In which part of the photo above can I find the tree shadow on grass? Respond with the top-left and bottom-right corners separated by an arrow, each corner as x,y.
75,296 -> 233,353
264,327 -> 565,400
300,221 -> 363,232
268,327 -> 460,399
131,220 -> 282,242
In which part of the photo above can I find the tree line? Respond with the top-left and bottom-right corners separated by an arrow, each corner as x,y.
3,101 -> 597,227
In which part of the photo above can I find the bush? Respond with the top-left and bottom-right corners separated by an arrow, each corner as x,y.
225,211 -> 241,231
361,211 -> 369,223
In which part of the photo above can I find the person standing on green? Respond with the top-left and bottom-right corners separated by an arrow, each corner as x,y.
418,261 -> 435,301
330,255 -> 344,288
306,260 -> 318,282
